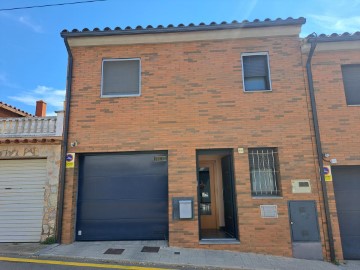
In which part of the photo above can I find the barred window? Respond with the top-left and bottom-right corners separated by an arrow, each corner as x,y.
248,148 -> 281,196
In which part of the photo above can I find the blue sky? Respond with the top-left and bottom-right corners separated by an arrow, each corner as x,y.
0,0 -> 359,115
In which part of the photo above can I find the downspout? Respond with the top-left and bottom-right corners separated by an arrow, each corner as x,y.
56,37 -> 73,243
306,34 -> 335,262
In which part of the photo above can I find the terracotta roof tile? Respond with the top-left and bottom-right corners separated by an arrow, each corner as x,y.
307,32 -> 360,42
0,101 -> 33,117
61,17 -> 306,37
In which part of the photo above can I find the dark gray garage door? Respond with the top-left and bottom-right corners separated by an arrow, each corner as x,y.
332,166 -> 360,259
76,152 -> 168,241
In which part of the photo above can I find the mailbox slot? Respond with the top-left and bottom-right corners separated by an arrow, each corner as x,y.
172,197 -> 194,220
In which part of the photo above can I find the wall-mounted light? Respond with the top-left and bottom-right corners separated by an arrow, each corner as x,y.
237,147 -> 244,154
70,140 -> 79,147
330,159 -> 337,164
322,153 -> 337,164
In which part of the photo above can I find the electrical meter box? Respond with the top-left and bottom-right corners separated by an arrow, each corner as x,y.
291,179 -> 311,193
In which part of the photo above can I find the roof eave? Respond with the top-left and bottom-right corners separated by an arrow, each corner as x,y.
61,18 -> 306,38
307,32 -> 360,43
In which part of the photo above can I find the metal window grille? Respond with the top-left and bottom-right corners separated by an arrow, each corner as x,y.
248,148 -> 280,196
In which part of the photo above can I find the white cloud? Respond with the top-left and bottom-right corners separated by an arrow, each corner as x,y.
309,14 -> 360,33
18,16 -> 43,33
9,85 -> 65,111
0,12 -> 43,33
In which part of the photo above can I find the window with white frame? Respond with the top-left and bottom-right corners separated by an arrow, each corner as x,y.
248,148 -> 281,196
341,64 -> 360,105
101,58 -> 141,97
241,53 -> 271,92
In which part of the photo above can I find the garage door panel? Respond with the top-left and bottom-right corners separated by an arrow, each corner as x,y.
333,166 -> 360,259
0,205 -> 43,211
333,191 -> 360,211
0,213 -> 43,218
0,198 -> 43,204
77,152 -> 168,241
79,200 -> 168,220
341,237 -> 360,260
0,188 -> 45,194
0,227 -> 43,233
77,218 -> 168,241
337,212 -> 360,235
0,159 -> 46,242
81,176 -> 168,200
0,218 -> 43,224
333,167 -> 360,190
0,217 -> 43,223
0,179 -> 46,184
82,155 -> 167,177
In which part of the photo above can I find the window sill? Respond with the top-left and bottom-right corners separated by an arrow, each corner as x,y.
243,89 -> 272,93
199,239 -> 240,245
252,196 -> 283,199
100,94 -> 141,98
347,104 -> 360,107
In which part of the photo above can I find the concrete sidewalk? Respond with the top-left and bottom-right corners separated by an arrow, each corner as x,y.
0,241 -> 358,270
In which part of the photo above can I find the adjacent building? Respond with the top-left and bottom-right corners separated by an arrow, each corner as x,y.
0,101 -> 64,242
0,101 -> 32,118
302,33 -> 360,260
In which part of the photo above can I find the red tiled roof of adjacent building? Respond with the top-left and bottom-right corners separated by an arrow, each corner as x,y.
0,101 -> 33,117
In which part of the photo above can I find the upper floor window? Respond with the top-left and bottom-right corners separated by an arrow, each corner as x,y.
248,147 -> 281,197
101,58 -> 141,97
341,64 -> 360,105
241,52 -> 271,92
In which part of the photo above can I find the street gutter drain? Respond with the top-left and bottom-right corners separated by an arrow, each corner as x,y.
141,246 -> 160,253
104,248 -> 125,255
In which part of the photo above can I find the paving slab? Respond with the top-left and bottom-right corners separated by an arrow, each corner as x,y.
0,243 -> 55,256
339,261 -> 360,270
37,241 -> 342,270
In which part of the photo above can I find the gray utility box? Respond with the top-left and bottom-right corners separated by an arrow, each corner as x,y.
172,197 -> 194,220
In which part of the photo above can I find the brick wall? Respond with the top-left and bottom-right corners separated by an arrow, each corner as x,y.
62,34 -> 326,258
308,47 -> 360,260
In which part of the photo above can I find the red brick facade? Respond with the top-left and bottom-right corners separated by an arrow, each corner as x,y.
61,23 -> 333,258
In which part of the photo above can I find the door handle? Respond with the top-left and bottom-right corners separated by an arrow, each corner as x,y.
290,221 -> 294,225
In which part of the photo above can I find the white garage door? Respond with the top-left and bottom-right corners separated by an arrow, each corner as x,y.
0,159 -> 46,242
